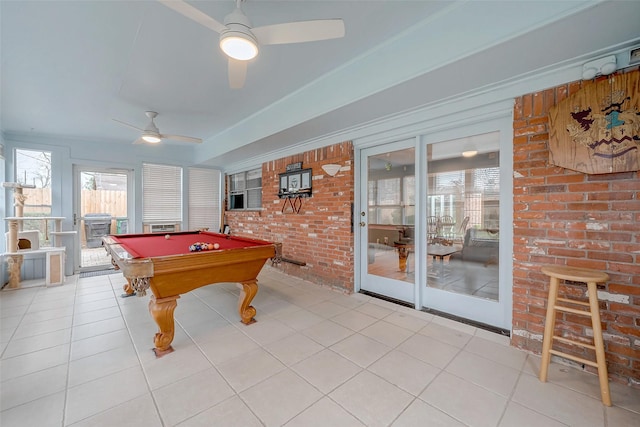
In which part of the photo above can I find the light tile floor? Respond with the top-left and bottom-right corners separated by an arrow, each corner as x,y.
1,267 -> 639,426
80,247 -> 113,269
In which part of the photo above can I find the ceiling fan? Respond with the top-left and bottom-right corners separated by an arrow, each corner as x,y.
113,111 -> 202,144
158,0 -> 345,88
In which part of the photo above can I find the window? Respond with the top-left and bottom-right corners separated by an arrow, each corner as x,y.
403,175 -> 415,224
188,167 -> 221,231
429,170 -> 464,218
473,166 -> 500,229
15,149 -> 52,238
368,175 -> 415,225
228,168 -> 262,210
427,132 -> 501,231
15,149 -> 51,214
143,163 -> 182,224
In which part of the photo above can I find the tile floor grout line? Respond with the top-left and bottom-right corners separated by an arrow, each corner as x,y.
320,375 -> 371,427
0,286 -> 70,417
185,288 -> 298,426
2,269 -> 639,426
506,367 -> 573,427
106,276 -> 170,427
61,274 -> 83,427
496,360 -> 530,427
0,288 -> 39,360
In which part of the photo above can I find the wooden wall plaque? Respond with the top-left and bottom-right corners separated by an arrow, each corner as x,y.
548,69 -> 640,174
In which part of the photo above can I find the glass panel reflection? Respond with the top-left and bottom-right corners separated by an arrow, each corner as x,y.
367,147 -> 415,283
426,133 -> 500,301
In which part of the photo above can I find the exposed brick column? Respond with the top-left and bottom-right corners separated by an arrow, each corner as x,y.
512,68 -> 640,387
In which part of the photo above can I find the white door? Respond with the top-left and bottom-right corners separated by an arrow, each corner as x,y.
359,140 -> 416,303
73,166 -> 133,272
421,123 -> 512,330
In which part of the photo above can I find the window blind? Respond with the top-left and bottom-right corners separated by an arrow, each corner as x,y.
188,167 -> 221,231
377,178 -> 400,205
142,163 -> 182,223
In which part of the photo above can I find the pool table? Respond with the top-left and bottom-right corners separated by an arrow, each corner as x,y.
102,231 -> 281,357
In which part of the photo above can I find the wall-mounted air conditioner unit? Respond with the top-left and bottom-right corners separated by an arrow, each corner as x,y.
145,223 -> 180,234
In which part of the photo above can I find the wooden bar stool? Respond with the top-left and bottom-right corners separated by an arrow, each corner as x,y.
539,265 -> 611,406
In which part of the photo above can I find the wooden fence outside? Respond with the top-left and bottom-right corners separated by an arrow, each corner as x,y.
12,188 -> 127,244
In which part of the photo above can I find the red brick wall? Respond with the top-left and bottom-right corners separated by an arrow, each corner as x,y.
512,68 -> 640,387
225,141 -> 355,291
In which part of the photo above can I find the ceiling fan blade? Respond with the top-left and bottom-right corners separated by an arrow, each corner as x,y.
132,137 -> 146,145
112,118 -> 144,132
160,134 -> 203,144
253,19 -> 345,45
228,59 -> 247,89
157,0 -> 226,33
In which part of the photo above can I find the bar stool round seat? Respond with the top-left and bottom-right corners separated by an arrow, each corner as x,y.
539,265 -> 611,406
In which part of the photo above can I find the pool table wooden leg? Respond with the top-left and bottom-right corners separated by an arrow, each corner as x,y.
122,278 -> 135,297
148,295 -> 180,357
238,280 -> 258,325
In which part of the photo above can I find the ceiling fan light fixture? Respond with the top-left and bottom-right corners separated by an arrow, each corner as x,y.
220,32 -> 258,60
462,141 -> 478,158
142,133 -> 162,143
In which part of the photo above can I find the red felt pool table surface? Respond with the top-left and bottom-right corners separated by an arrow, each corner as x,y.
110,231 -> 270,258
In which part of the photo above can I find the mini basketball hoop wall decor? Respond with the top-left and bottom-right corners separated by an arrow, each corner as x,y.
548,69 -> 640,174
277,163 -> 312,214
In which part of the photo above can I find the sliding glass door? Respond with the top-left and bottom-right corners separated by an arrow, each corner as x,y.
421,127 -> 511,329
356,116 -> 512,329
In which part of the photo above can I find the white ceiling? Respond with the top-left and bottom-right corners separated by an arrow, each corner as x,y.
2,1 -> 639,170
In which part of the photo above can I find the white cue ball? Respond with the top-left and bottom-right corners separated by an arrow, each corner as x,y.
213,243 -> 220,249
165,234 -> 170,239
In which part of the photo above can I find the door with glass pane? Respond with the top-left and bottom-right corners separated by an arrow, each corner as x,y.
74,167 -> 132,272
422,130 -> 509,329
359,141 -> 416,303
